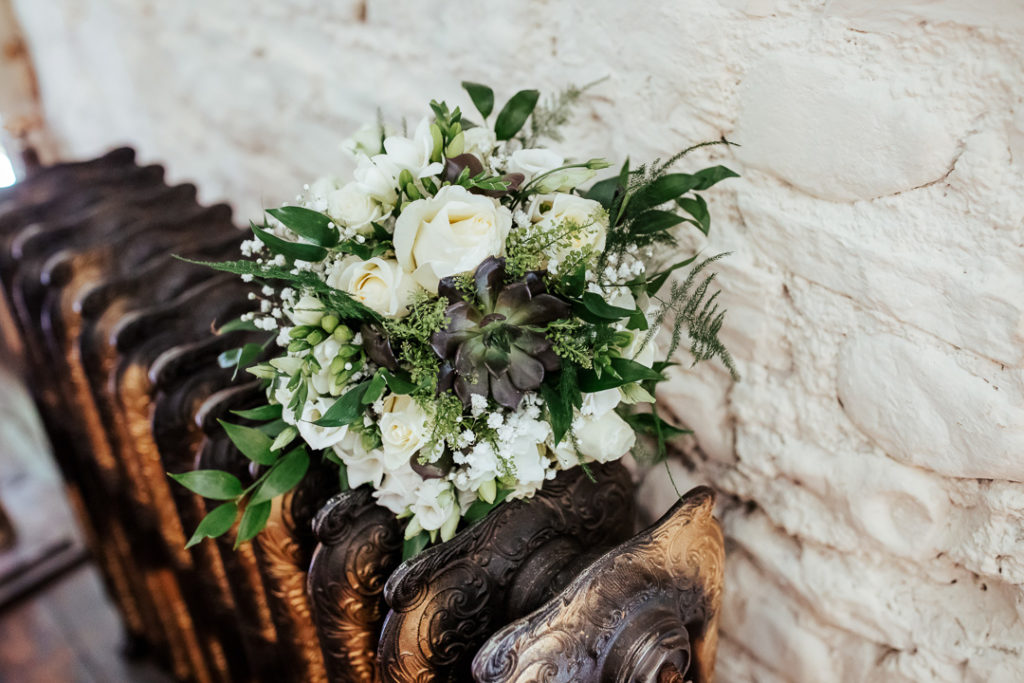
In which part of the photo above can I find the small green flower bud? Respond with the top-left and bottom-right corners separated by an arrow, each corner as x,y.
332,325 -> 354,343
429,123 -> 444,162
305,329 -> 326,346
289,325 -> 313,339
478,478 -> 497,505
444,131 -> 465,157
287,340 -> 311,353
404,516 -> 423,540
337,344 -> 361,360
329,356 -> 347,375
271,426 -> 297,452
246,363 -> 276,379
320,315 -> 339,334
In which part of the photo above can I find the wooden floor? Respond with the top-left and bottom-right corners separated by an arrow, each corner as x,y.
0,362 -> 170,682
0,564 -> 170,683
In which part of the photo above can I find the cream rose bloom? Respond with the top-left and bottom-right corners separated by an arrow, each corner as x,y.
530,193 -> 608,258
378,394 -> 429,468
373,463 -> 423,515
394,185 -> 512,293
327,256 -> 419,318
327,182 -> 382,234
462,127 -> 496,160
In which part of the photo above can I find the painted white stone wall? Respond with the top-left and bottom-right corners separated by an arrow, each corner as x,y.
8,0 -> 1024,680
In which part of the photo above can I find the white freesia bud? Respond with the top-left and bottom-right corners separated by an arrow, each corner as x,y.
327,256 -> 419,318
508,148 -> 563,180
534,166 -> 596,193
341,123 -> 387,159
410,479 -> 458,532
296,397 -> 349,451
462,127 -> 497,160
289,294 -> 325,326
377,394 -> 429,468
327,182 -> 382,234
393,184 -> 512,293
529,193 -> 608,259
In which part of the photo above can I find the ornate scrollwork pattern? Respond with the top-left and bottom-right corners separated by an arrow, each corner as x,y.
307,487 -> 403,683
472,486 -> 724,683
377,461 -> 635,683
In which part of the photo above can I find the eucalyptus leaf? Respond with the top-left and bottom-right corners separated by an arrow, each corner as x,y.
218,419 -> 277,465
251,221 -> 328,262
462,81 -> 495,119
235,500 -> 271,548
494,89 -> 540,141
266,206 -> 339,247
168,470 -> 243,500
185,501 -> 238,548
249,447 -> 310,507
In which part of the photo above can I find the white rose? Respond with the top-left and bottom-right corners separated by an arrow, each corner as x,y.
333,432 -> 388,489
378,394 -> 429,468
306,175 -> 343,212
508,148 -> 563,180
327,256 -> 419,318
373,463 -> 423,514
581,388 -> 621,417
394,184 -> 512,293
296,397 -> 349,451
410,479 -> 458,532
289,294 -> 325,326
327,182 -> 382,234
463,127 -> 496,160
530,193 -> 608,258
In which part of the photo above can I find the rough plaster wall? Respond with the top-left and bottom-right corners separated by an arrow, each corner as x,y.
9,0 -> 1024,680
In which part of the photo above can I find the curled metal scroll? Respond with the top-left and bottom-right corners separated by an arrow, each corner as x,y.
472,485 -> 724,683
377,462 -> 636,682
307,487 -> 403,683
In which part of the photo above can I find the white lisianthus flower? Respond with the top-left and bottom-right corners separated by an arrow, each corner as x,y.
508,148 -> 563,181
327,182 -> 382,234
382,117 -> 443,179
327,256 -> 419,318
296,397 -> 349,451
463,127 -> 497,160
575,411 -> 635,463
289,294 -> 325,326
341,123 -> 387,160
410,479 -> 457,532
377,394 -> 429,468
529,193 -> 608,258
354,155 -> 401,209
393,184 -> 512,293
373,463 -> 424,515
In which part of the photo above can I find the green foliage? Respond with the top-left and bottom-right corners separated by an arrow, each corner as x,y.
168,470 -> 243,500
236,501 -> 271,548
250,221 -> 328,262
248,447 -> 310,506
403,530 -> 430,560
545,319 -> 593,369
643,254 -> 738,380
463,488 -> 512,523
494,89 -> 540,141
186,502 -> 237,549
218,420 -> 277,465
314,380 -> 371,427
266,206 -> 339,247
461,81 -> 495,120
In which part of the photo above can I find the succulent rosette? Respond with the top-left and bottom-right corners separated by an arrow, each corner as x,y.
176,81 -> 739,555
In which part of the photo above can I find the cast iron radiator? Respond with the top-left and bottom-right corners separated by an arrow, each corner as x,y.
0,150 -> 724,683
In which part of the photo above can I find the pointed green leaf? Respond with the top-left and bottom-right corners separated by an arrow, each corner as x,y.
578,357 -> 663,392
219,419 -> 277,465
462,81 -> 495,119
231,404 -> 283,421
381,370 -> 417,395
540,381 -> 572,446
463,488 -> 511,524
691,165 -> 739,191
234,500 -> 271,548
216,317 -> 260,334
168,470 -> 243,500
186,501 -> 238,548
314,380 -> 370,427
575,292 -> 636,321
631,209 -> 686,235
644,255 -> 698,296
362,370 -> 388,405
494,89 -> 540,141
267,206 -> 339,246
628,173 -> 703,215
249,447 -> 310,507
402,530 -> 430,561
251,221 -> 328,262
677,195 -> 710,235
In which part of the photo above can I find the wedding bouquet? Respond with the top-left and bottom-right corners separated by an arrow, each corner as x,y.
173,81 -> 737,556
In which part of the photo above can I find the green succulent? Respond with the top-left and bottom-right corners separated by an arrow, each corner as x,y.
430,257 -> 569,410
